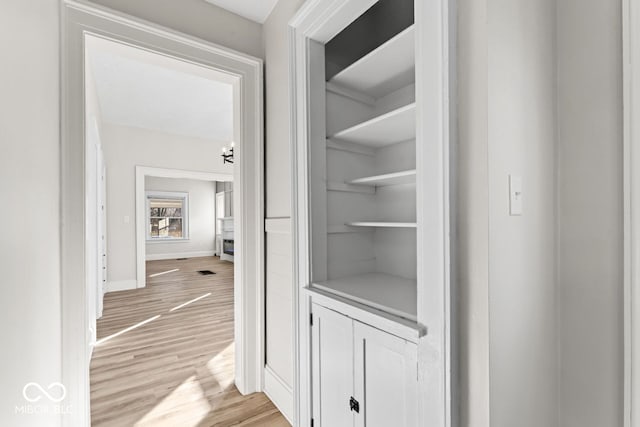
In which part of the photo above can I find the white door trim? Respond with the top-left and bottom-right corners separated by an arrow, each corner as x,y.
61,2 -> 265,425
624,0 -> 639,425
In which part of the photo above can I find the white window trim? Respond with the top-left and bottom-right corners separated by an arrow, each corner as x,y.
145,190 -> 190,242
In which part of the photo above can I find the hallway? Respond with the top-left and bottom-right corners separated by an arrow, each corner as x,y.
90,257 -> 287,427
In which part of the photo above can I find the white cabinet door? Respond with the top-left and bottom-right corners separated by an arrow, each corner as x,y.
353,321 -> 418,427
312,303 -> 354,427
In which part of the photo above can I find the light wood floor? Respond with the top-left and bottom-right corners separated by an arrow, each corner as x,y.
91,256 -> 288,427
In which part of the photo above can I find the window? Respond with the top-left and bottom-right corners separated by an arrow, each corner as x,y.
146,191 -> 189,241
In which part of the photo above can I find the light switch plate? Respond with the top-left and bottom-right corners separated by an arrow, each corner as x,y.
509,175 -> 523,216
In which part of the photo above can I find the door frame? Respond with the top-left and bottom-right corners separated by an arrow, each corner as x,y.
625,0 -> 639,425
61,2 -> 265,425
135,166 -> 232,277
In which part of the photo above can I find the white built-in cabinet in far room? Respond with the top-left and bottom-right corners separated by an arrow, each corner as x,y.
291,0 -> 452,426
220,217 -> 234,262
216,182 -> 234,262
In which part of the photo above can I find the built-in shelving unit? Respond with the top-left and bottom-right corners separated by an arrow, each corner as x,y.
309,6 -> 418,322
293,0 -> 450,421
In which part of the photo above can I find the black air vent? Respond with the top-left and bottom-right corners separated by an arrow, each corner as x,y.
197,270 -> 216,275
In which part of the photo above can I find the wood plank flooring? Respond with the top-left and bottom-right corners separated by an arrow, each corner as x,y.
90,256 -> 288,427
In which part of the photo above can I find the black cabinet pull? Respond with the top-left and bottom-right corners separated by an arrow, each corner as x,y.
349,396 -> 360,413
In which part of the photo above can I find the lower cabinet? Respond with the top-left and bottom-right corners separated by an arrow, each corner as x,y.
311,303 -> 418,427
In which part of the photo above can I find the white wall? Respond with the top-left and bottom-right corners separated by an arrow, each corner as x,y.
0,1 -> 62,426
557,1 -> 624,426
262,0 -> 305,417
101,123 -> 231,287
0,1 -> 258,425
488,1 -> 558,426
88,0 -> 264,59
458,1 -> 624,427
145,177 -> 217,260
457,0 -> 558,425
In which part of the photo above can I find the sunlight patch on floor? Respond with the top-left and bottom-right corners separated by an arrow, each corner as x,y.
95,315 -> 161,346
148,268 -> 179,278
170,292 -> 211,312
207,342 -> 235,390
134,375 -> 210,427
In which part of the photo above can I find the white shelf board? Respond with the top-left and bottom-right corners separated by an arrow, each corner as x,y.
348,169 -> 416,186
328,225 -> 371,234
346,221 -> 417,228
313,272 -> 417,321
331,103 -> 416,148
327,181 -> 375,194
329,26 -> 416,99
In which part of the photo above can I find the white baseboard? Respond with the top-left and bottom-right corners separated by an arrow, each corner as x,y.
105,279 -> 137,293
145,250 -> 215,261
264,365 -> 293,425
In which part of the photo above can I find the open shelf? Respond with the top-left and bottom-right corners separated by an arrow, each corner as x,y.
313,272 -> 417,321
347,221 -> 417,228
348,169 -> 416,186
331,103 -> 416,147
327,181 -> 375,194
328,225 -> 366,234
329,25 -> 415,99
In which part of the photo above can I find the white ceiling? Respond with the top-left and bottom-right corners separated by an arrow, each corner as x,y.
203,0 -> 279,23
86,35 -> 235,142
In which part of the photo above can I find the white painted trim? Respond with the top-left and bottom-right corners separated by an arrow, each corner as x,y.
105,280 -> 137,293
265,217 -> 292,234
145,250 -> 216,261
624,0 -> 638,425
264,365 -> 294,425
61,3 -> 265,426
289,1 -> 453,426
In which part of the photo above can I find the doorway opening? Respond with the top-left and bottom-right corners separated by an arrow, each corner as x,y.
82,33 -> 278,426
61,3 -> 265,424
